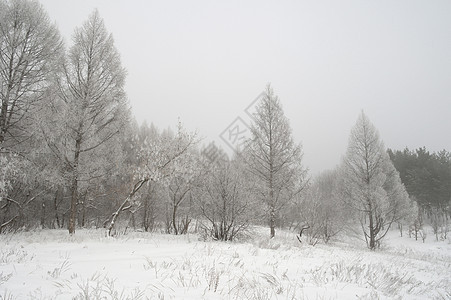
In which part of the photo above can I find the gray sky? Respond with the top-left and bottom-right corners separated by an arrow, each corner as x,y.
40,0 -> 451,175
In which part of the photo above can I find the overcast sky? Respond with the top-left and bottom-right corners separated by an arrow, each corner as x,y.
39,0 -> 451,175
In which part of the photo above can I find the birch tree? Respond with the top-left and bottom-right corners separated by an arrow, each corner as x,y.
245,84 -> 307,238
341,112 -> 412,249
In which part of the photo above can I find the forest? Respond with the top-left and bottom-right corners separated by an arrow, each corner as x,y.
1,0 -> 450,252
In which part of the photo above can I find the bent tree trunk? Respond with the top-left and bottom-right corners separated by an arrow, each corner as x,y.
107,178 -> 148,236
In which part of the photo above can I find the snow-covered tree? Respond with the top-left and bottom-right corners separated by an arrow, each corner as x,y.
106,121 -> 198,236
0,0 -> 63,146
164,147 -> 200,235
197,155 -> 252,241
41,10 -> 129,234
341,112 -> 413,250
298,169 -> 347,245
245,84 -> 307,238
0,0 -> 64,231
119,120 -> 160,232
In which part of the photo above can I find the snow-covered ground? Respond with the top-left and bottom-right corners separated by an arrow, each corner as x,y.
0,227 -> 450,299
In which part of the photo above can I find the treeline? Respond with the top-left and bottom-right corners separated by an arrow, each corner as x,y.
388,147 -> 451,240
0,0 -> 302,240
0,0 -> 448,250
0,0 -> 129,235
388,148 -> 451,212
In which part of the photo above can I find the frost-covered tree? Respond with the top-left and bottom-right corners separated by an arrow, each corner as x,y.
341,112 -> 413,250
0,0 -> 63,146
105,122 -> 198,236
41,10 -> 129,234
198,156 -> 252,241
245,84 -> 307,238
165,146 -> 200,235
126,121 -> 161,232
298,169 -> 347,245
0,0 -> 63,232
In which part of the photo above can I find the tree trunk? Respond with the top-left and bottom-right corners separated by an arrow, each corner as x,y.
172,202 -> 178,235
68,136 -> 82,234
40,202 -> 46,229
270,207 -> 276,238
131,212 -> 136,230
0,78 -> 12,144
68,175 -> 78,234
0,104 -> 7,144
107,179 -> 148,236
81,193 -> 86,227
368,212 -> 376,250
54,191 -> 60,228
143,196 -> 149,231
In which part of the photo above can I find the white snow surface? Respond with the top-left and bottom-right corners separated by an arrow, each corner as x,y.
0,227 -> 450,299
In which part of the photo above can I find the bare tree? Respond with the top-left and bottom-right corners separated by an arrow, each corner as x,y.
245,84 -> 307,238
0,189 -> 44,233
298,169 -> 346,245
0,0 -> 63,147
198,158 -> 251,241
341,112 -> 412,250
165,151 -> 199,235
141,182 -> 159,232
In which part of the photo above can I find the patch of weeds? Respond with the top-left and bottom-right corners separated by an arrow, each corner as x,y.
0,272 -> 13,284
48,259 -> 71,279
206,265 -> 222,292
260,272 -> 283,294
75,272 -> 145,300
309,260 -> 423,297
160,261 -> 174,269
0,248 -> 33,264
52,278 -> 71,289
257,239 -> 281,250
249,246 -> 260,256
143,257 -> 159,278
204,244 -> 215,256
76,273 -> 104,300
0,290 -> 16,300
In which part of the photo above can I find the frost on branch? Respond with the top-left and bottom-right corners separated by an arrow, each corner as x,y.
340,112 -> 413,250
135,121 -> 198,184
106,122 -> 198,236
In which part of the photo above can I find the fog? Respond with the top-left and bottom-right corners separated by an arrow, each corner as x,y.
40,0 -> 451,174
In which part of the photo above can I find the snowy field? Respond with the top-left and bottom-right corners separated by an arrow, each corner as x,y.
0,228 -> 450,299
